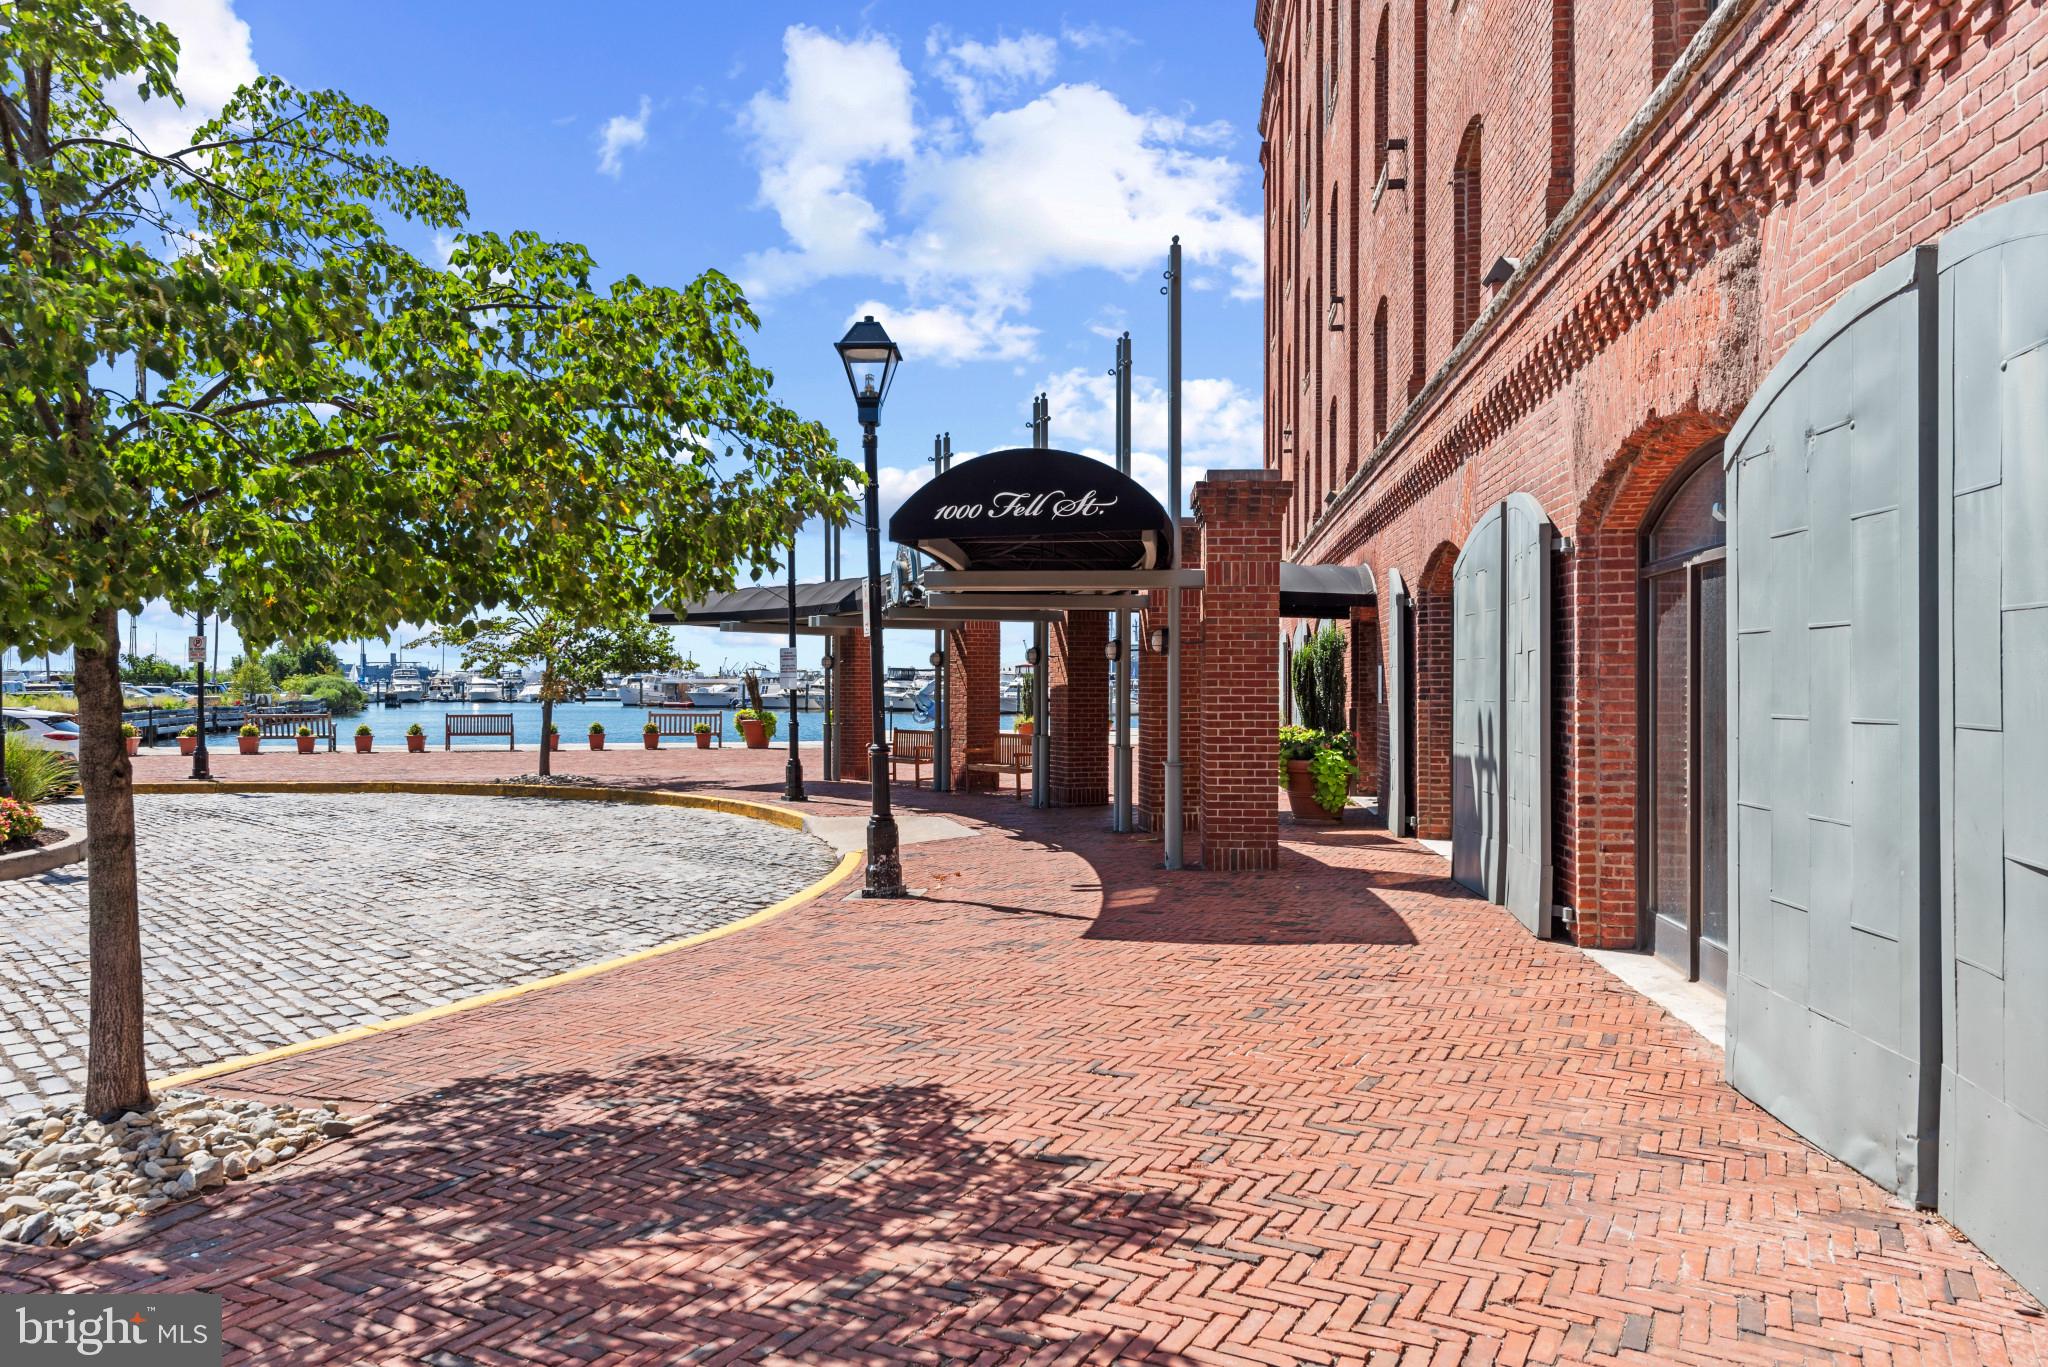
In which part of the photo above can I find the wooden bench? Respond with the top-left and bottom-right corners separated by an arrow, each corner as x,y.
889,727 -> 935,787
963,732 -> 1033,799
648,709 -> 724,745
255,711 -> 335,751
445,712 -> 516,750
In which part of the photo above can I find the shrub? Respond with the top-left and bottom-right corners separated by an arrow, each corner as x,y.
734,707 -> 778,740
3,744 -> 76,803
643,720 -> 659,733
588,721 -> 605,734
694,722 -> 711,734
179,725 -> 198,737
1277,724 -> 1357,816
546,723 -> 558,734
355,723 -> 372,737
1308,747 -> 1357,816
280,672 -> 367,717
119,722 -> 138,738
238,723 -> 260,737
406,722 -> 425,737
295,725 -> 313,737
0,796 -> 43,844
1290,624 -> 1348,735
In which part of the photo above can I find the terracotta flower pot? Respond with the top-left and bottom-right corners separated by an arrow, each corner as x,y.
178,736 -> 197,756
238,736 -> 260,755
355,735 -> 373,753
124,736 -> 140,756
643,732 -> 660,749
589,734 -> 605,750
1284,759 -> 1341,823
1015,719 -> 1034,738
407,734 -> 426,753
739,719 -> 767,749
548,734 -> 560,751
695,732 -> 711,749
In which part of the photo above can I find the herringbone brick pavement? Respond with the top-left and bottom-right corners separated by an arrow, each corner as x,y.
5,755 -> 2044,1365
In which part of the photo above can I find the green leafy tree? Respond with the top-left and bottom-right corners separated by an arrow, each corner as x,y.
0,2 -> 858,1114
260,642 -> 342,680
279,671 -> 365,717
224,655 -> 274,702
420,611 -> 680,776
119,652 -> 186,684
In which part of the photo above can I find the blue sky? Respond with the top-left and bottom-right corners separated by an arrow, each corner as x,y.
76,0 -> 1268,678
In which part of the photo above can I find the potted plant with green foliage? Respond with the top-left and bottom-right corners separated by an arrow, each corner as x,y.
546,723 -> 560,751
735,707 -> 777,749
354,723 -> 373,753
1014,670 -> 1034,738
694,721 -> 713,750
237,722 -> 261,755
643,719 -> 661,750
177,724 -> 199,757
120,722 -> 139,757
588,721 -> 606,751
294,724 -> 316,754
1279,725 -> 1355,823
406,722 -> 426,753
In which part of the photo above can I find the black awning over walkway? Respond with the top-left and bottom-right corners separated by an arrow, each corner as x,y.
652,576 -> 864,626
890,448 -> 1173,573
1280,561 -> 1377,617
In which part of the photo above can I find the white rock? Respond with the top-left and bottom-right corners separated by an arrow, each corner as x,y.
0,1194 -> 42,1220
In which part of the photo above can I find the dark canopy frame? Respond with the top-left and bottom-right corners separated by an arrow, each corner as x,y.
1279,561 -> 1377,618
890,447 -> 1174,573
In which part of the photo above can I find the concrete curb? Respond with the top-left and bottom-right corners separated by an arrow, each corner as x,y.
0,823 -> 86,881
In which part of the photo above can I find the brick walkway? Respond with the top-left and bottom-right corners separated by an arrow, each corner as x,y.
3,751 -> 2044,1364
0,789 -> 834,1116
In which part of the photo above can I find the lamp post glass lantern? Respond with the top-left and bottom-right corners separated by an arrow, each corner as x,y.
835,316 -> 907,897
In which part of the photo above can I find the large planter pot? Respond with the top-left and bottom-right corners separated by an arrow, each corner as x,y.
589,734 -> 605,751
1015,719 -> 1034,738
739,719 -> 767,749
547,734 -> 560,751
354,735 -> 373,753
695,732 -> 711,750
296,736 -> 315,754
406,734 -> 426,753
1284,759 -> 1341,823
124,736 -> 140,757
177,736 -> 197,756
238,736 -> 260,755
643,732 -> 660,750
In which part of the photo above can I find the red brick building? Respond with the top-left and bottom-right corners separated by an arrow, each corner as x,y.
1258,0 -> 2048,972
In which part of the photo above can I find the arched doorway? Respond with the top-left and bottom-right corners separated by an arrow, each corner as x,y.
1413,544 -> 1459,843
1641,448 -> 1727,987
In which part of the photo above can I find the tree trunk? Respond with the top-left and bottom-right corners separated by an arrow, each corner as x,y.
538,694 -> 554,778
77,606 -> 151,1118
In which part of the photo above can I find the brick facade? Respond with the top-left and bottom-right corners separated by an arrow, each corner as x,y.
834,629 -> 872,783
1195,471 -> 1292,871
1258,0 -> 2048,944
946,620 -> 1001,791
1047,614 -> 1110,807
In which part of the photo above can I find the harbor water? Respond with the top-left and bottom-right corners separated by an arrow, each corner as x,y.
331,700 -> 938,749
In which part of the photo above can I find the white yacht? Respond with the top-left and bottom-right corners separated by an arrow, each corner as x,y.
515,681 -> 545,704
688,681 -> 740,709
388,663 -> 426,703
465,676 -> 503,703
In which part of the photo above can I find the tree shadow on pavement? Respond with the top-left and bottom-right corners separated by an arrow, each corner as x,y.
29,1053 -> 1205,1364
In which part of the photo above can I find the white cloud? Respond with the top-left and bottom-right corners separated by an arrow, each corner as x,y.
596,96 -> 652,177
850,300 -> 1037,366
106,0 -> 257,152
1036,365 -> 1262,507
738,25 -> 1261,356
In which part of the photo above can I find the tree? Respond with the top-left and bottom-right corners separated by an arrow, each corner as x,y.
260,642 -> 342,680
1290,624 -> 1348,735
223,655 -> 273,703
279,671 -> 365,717
422,611 -> 679,776
119,652 -> 186,685
0,2 -> 858,1114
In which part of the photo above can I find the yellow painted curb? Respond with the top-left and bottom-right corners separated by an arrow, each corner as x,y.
139,781 -> 858,1092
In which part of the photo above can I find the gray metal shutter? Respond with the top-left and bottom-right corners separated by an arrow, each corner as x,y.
1384,569 -> 1412,838
1723,244 -> 1939,1204
1452,504 -> 1507,902
1936,194 -> 2048,1295
1503,494 -> 1555,934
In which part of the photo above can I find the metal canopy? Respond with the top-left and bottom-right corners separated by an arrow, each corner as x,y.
1279,561 -> 1377,617
890,447 -> 1174,573
925,591 -> 1149,612
652,576 -> 865,626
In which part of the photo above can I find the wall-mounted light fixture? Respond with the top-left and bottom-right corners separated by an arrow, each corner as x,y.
1482,255 -> 1520,289
1024,645 -> 1041,667
1104,639 -> 1123,664
1147,626 -> 1170,655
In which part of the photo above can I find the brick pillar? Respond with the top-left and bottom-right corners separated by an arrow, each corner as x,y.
1193,470 -> 1290,872
836,630 -> 872,782
1413,552 -> 1456,842
1048,612 -> 1109,806
1138,526 -> 1202,834
947,619 -> 1000,790
1348,605 -> 1382,797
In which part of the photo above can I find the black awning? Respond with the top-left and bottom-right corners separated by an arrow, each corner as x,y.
1280,561 -> 1377,617
652,576 -> 864,625
889,448 -> 1173,573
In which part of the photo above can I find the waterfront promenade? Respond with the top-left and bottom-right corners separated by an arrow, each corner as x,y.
1,747 -> 2042,1363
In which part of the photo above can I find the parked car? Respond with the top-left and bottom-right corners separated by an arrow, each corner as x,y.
5,708 -> 80,752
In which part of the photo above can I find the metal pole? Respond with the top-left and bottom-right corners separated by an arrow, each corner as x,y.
1164,238 -> 1186,870
861,418 -> 906,897
1113,331 -> 1134,833
823,521 -> 838,783
191,611 -> 210,780
1030,398 -> 1051,807
0,645 -> 11,799
931,434 -> 952,794
783,527 -> 806,801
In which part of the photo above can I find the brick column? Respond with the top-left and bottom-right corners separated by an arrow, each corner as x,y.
947,619 -> 1000,790
1047,612 -> 1109,806
1348,605 -> 1382,797
835,629 -> 872,782
1138,526 -> 1202,834
1193,470 -> 1291,872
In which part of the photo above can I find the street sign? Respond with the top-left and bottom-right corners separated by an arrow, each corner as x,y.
187,635 -> 206,664
778,646 -> 798,689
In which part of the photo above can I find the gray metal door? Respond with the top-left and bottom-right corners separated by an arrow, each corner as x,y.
1384,569 -> 1413,838
1723,244 -> 1938,1205
1935,193 -> 2048,1298
1502,493 -> 1555,934
1451,505 -> 1506,901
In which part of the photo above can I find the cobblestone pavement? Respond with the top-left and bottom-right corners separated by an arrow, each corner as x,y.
0,791 -> 836,1115
3,758 -> 2045,1363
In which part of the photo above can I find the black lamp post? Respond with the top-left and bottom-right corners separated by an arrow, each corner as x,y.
190,611 -> 210,780
783,527 -> 806,802
835,315 -> 907,898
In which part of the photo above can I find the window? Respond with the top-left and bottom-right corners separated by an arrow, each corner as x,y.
1372,298 -> 1389,443
1372,8 -> 1390,183
1328,187 -> 1342,302
1451,118 -> 1483,336
1325,0 -> 1343,124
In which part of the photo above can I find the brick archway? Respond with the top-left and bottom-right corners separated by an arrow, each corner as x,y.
1564,411 -> 1732,947
1413,541 -> 1460,841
